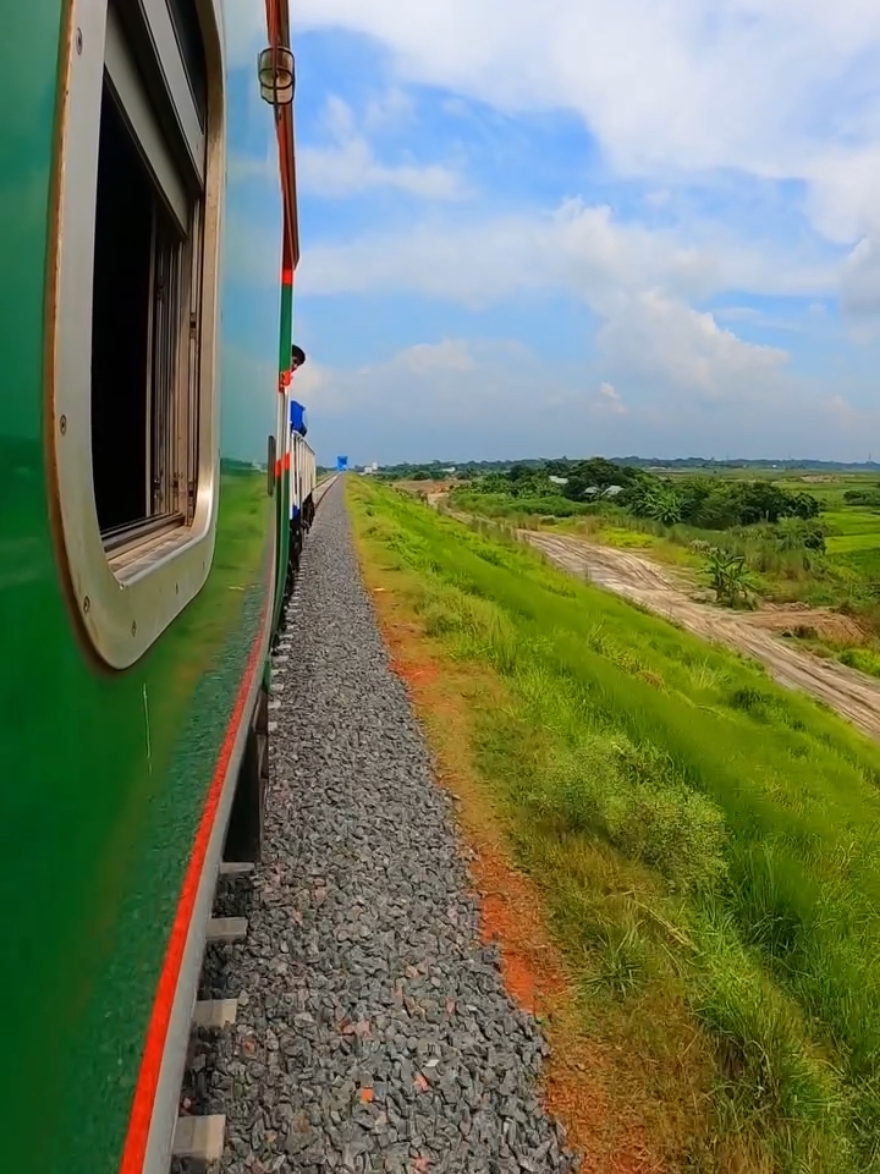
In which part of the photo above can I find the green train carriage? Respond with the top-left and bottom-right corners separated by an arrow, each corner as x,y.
0,0 -> 312,1170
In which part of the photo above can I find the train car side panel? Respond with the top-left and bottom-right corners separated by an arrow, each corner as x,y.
0,2 -> 290,1171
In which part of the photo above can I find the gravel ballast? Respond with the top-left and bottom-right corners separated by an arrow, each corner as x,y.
196,481 -> 577,1174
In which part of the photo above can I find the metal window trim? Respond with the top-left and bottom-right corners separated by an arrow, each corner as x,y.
104,2 -> 189,233
138,0 -> 206,185
46,0 -> 226,672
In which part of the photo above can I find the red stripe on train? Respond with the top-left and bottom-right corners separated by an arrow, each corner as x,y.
118,613 -> 268,1174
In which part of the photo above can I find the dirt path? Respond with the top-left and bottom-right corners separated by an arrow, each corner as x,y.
523,530 -> 880,743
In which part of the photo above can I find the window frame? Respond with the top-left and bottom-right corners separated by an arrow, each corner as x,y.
103,3 -> 191,233
47,0 -> 225,670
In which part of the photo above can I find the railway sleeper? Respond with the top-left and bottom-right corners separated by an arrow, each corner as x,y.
170,880 -> 251,1170
172,1114 -> 226,1165
192,999 -> 238,1030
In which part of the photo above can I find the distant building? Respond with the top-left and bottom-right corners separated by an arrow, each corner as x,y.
548,475 -> 568,486
580,484 -> 622,499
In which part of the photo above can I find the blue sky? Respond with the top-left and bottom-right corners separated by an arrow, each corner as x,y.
227,1 -> 880,466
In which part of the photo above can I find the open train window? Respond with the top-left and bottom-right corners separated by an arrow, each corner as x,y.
92,2 -> 205,554
50,0 -> 224,668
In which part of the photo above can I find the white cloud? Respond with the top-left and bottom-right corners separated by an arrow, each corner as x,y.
298,199 -> 836,307
299,139 -> 466,199
298,95 -> 468,200
803,149 -> 880,244
825,394 -> 855,419
595,382 -> 627,415
292,336 -> 870,467
305,338 -> 534,416
840,237 -> 880,319
290,0 -> 880,243
816,396 -> 880,454
597,291 -> 789,400
382,338 -> 480,375
298,337 -> 616,463
298,205 -> 806,428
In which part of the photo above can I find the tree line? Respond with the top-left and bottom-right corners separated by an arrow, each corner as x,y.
473,457 -> 821,531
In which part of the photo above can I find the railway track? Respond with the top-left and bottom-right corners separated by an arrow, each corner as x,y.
168,476 -> 340,1170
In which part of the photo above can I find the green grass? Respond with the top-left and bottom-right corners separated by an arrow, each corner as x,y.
352,479 -> 880,1172
823,511 -> 880,556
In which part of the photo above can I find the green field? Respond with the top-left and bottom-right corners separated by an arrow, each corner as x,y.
352,478 -> 880,1173
775,482 -> 880,604
444,467 -> 880,665
820,509 -> 880,553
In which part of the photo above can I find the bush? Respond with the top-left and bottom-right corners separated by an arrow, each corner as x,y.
705,550 -> 755,606
532,733 -> 729,894
844,489 -> 880,509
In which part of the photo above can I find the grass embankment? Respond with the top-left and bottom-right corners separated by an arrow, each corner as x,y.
350,478 -> 880,1174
